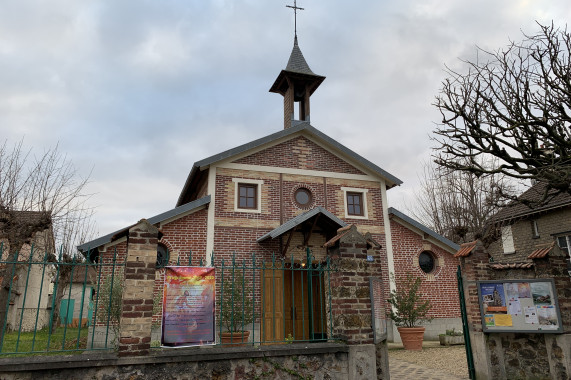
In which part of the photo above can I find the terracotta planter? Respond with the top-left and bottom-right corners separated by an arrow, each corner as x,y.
397,327 -> 425,351
220,331 -> 250,346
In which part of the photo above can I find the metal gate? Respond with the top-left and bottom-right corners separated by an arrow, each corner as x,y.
457,265 -> 476,379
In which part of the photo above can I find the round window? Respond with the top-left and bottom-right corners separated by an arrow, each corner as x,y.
294,188 -> 312,207
418,251 -> 435,274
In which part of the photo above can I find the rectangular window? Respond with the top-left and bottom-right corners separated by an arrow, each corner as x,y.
557,235 -> 570,255
238,184 -> 257,209
531,220 -> 540,238
501,225 -> 515,254
347,192 -> 363,216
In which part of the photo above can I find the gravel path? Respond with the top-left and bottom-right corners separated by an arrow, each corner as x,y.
388,342 -> 469,378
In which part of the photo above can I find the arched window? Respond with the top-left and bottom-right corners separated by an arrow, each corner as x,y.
156,244 -> 169,269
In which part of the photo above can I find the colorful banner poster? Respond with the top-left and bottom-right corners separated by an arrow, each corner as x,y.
481,283 -> 507,314
161,267 -> 215,347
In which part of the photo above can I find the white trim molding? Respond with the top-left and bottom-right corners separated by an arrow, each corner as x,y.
232,178 -> 264,213
341,187 -> 369,219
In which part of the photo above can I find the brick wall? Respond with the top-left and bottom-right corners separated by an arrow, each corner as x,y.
233,136 -> 365,175
390,220 -> 460,319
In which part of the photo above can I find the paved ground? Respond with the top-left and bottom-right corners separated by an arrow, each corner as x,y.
388,341 -> 470,380
389,357 -> 470,380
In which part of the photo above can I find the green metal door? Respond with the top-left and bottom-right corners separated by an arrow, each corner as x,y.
60,299 -> 75,326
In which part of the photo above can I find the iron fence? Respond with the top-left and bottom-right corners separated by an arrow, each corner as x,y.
215,248 -> 335,346
0,243 -> 124,355
0,243 -> 336,355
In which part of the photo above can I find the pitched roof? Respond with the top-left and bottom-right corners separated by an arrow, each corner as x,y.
78,195 -> 210,252
177,123 -> 402,206
285,36 -> 315,75
492,182 -> 571,223
388,207 -> 460,252
257,206 -> 346,242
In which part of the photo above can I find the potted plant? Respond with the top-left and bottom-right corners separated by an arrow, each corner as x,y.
219,271 -> 254,346
387,272 -> 433,351
439,328 -> 464,346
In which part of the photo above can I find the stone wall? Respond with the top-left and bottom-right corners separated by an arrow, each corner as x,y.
0,343 -> 351,380
460,241 -> 571,380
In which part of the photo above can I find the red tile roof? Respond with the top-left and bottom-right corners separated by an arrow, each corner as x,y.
454,241 -> 478,258
527,242 -> 554,259
323,225 -> 352,248
489,262 -> 534,270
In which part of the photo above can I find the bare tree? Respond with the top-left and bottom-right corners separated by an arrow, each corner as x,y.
433,22 -> 571,204
0,139 -> 94,339
410,159 -> 515,244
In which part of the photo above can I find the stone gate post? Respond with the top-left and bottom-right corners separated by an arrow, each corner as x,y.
328,225 -> 389,380
118,219 -> 159,357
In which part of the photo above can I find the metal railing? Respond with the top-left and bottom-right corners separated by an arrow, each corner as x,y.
0,243 -> 335,355
216,248 -> 335,346
0,243 -> 124,355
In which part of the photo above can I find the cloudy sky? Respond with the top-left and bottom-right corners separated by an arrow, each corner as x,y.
1,0 -> 570,240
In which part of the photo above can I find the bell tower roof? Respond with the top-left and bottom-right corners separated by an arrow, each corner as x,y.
269,36 -> 325,96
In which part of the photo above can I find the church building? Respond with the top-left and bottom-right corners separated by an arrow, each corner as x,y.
80,33 -> 461,343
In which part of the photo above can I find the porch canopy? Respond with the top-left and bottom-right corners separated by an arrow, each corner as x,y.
257,206 -> 346,256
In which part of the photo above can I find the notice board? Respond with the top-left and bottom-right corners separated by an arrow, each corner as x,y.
477,279 -> 563,333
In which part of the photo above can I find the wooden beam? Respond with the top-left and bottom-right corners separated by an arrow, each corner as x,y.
282,227 -> 295,257
304,215 -> 319,246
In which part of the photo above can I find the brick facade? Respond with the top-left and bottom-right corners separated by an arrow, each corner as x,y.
390,220 -> 460,319
233,136 -> 366,175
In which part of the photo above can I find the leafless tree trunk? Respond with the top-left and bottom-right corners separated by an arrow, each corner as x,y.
433,22 -> 571,204
0,140 -> 94,340
410,159 -> 515,244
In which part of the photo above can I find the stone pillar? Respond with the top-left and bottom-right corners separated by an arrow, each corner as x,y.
118,219 -> 159,357
328,225 -> 388,379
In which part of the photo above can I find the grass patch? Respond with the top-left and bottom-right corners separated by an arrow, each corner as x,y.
0,326 -> 91,355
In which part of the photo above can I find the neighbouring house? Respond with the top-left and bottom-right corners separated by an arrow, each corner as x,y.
79,36 -> 461,345
57,265 -> 97,328
0,211 -> 55,332
479,182 -> 571,267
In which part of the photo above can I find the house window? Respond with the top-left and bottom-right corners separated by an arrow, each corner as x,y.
531,220 -> 540,239
419,251 -> 436,274
294,187 -> 312,208
238,184 -> 257,209
501,225 -> 515,254
341,187 -> 368,219
347,192 -> 363,216
557,235 -> 570,255
233,178 -> 263,213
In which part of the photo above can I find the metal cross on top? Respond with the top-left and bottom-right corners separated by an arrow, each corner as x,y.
286,0 -> 304,37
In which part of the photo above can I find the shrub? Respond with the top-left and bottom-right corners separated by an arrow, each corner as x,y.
387,273 -> 433,328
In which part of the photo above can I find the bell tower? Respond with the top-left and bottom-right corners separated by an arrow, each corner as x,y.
270,2 -> 325,129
